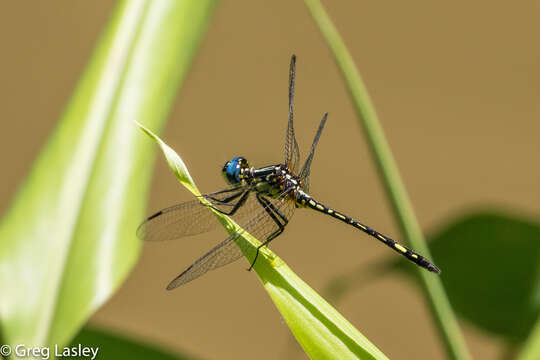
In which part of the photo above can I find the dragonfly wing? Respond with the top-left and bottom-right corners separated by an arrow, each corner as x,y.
137,185 -> 251,242
166,192 -> 296,289
284,55 -> 300,172
299,112 -> 327,193
166,234 -> 243,289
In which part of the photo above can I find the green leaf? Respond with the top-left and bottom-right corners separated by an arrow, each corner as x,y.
0,0 -> 217,351
518,318 -> 540,360
137,123 -> 390,360
322,210 -> 540,346
69,326 -> 195,360
427,212 -> 540,341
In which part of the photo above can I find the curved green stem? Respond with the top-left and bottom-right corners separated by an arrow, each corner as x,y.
303,1 -> 472,359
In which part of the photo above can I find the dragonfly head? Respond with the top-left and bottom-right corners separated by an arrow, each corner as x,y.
222,156 -> 250,185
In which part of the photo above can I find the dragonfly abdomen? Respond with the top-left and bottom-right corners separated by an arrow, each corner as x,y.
301,196 -> 441,274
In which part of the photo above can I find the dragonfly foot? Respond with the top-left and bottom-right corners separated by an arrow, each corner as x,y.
247,248 -> 262,271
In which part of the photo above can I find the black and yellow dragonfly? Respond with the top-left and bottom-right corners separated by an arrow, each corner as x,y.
137,55 -> 440,290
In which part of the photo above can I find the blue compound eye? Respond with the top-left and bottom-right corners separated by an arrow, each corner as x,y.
222,156 -> 248,185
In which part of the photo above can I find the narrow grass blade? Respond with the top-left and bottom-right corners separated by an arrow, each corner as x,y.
303,1 -> 472,359
137,123 -> 389,360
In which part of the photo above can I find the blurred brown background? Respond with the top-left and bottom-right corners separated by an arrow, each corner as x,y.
1,1 -> 538,359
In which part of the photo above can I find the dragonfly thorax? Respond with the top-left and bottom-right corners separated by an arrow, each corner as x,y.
249,164 -> 303,199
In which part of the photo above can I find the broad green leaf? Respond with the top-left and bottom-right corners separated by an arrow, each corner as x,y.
70,326 -> 195,360
137,123 -> 389,360
0,0 -> 217,351
427,212 -> 540,341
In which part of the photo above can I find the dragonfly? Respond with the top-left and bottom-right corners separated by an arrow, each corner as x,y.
137,55 -> 440,290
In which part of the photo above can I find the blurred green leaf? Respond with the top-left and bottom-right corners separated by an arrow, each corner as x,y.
518,318 -> 540,360
0,0 -> 217,351
322,210 -> 540,344
137,123 -> 389,360
427,212 -> 540,341
70,326 -> 195,360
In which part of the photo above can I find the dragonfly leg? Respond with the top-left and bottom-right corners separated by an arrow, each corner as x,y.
248,194 -> 289,271
205,186 -> 243,197
206,190 -> 251,216
204,187 -> 245,206
209,191 -> 249,216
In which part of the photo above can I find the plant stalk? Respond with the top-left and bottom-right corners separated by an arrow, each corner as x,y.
303,1 -> 472,359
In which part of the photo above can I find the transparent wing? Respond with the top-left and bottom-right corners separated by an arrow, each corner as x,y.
299,113 -> 327,193
166,192 -> 296,289
137,185 -> 254,242
284,55 -> 300,172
